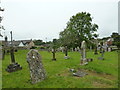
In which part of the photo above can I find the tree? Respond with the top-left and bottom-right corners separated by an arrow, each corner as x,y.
111,32 -> 120,49
33,39 -> 45,46
59,12 -> 98,48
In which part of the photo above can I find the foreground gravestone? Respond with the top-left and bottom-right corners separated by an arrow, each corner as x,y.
80,41 -> 88,65
27,49 -> 46,84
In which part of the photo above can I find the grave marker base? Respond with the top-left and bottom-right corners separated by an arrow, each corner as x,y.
6,62 -> 22,72
52,58 -> 56,61
64,56 -> 70,59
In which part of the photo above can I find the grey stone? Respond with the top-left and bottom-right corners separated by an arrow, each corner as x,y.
27,49 -> 46,84
108,47 -> 111,52
64,56 -> 70,59
70,69 -> 75,72
6,62 -> 22,72
80,41 -> 88,65
98,49 -> 104,60
73,70 -> 88,77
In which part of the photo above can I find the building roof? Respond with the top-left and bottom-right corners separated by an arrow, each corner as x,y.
1,39 -> 33,47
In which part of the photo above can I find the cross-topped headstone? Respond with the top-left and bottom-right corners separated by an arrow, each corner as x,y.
6,31 -> 22,72
27,49 -> 46,84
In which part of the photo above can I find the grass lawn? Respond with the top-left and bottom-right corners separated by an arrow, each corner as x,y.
2,50 -> 118,88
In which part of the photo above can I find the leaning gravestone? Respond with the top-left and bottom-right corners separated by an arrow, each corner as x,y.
27,49 -> 46,84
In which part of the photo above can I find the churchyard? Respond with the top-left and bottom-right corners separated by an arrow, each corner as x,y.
2,49 -> 118,88
0,2 -> 120,88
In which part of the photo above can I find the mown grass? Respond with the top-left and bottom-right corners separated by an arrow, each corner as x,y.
2,50 -> 118,88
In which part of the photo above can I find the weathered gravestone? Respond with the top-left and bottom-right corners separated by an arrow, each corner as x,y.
80,41 -> 88,65
52,48 -> 56,61
70,69 -> 88,77
98,47 -> 104,60
64,46 -> 69,59
6,31 -> 22,72
27,49 -> 46,84
103,42 -> 108,52
94,46 -> 98,55
108,47 -> 111,52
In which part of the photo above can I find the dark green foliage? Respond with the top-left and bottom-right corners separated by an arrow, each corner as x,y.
51,38 -> 60,49
40,46 -> 45,49
111,32 -> 120,49
30,46 -> 37,49
59,12 -> 99,48
33,39 -> 45,46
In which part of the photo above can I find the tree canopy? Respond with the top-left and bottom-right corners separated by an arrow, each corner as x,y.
59,12 -> 99,48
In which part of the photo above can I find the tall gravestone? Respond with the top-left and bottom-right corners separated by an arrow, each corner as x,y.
80,41 -> 88,65
6,31 -> 22,72
27,49 -> 46,84
94,46 -> 98,54
98,46 -> 105,60
64,46 -> 69,59
52,48 -> 56,61
108,47 -> 111,52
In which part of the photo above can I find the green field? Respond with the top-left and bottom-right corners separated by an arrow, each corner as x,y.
2,50 -> 118,88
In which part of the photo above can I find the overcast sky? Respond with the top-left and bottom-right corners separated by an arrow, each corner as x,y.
0,0 -> 119,41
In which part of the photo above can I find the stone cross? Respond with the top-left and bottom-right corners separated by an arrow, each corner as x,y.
27,49 -> 46,84
80,41 -> 88,65
6,31 -> 22,72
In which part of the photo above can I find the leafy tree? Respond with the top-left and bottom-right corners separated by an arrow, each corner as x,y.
59,12 -> 98,48
111,32 -> 120,49
33,39 -> 45,46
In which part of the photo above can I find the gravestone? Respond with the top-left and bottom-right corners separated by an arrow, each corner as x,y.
6,47 -> 22,72
52,48 -> 56,61
27,49 -> 46,84
94,46 -> 98,55
108,47 -> 111,52
73,71 -> 88,77
70,69 -> 88,77
103,42 -> 108,52
64,46 -> 69,59
6,31 -> 22,72
99,46 -> 102,53
77,46 -> 80,52
80,41 -> 88,65
98,47 -> 104,60
90,46 -> 92,51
